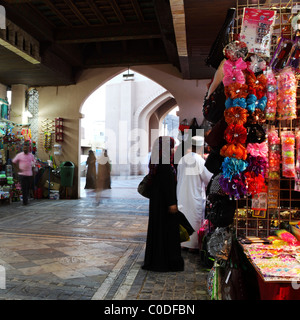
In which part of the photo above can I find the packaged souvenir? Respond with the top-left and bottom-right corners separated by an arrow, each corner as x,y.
270,38 -> 296,71
281,130 -> 296,178
277,67 -> 297,120
267,128 -> 281,179
295,130 -> 300,192
264,69 -> 277,121
240,8 -> 276,57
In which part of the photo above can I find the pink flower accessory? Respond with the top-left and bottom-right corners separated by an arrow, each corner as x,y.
247,142 -> 268,158
223,57 -> 247,86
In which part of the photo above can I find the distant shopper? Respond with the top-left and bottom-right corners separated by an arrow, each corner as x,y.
85,150 -> 96,189
95,149 -> 111,204
12,142 -> 35,205
177,136 -> 213,252
142,136 -> 184,272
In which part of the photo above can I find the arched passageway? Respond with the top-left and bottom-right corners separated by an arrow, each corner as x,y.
79,70 -> 179,197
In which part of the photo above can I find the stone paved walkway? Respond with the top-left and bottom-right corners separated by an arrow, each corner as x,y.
0,176 -> 209,300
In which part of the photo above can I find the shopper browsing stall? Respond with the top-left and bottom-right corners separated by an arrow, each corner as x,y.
12,142 -> 35,205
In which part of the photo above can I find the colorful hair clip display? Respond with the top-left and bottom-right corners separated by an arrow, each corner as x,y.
281,131 -> 296,178
223,57 -> 247,86
265,70 -> 277,121
225,97 -> 247,109
224,83 -> 248,99
245,71 -> 267,99
220,143 -> 248,160
247,142 -> 268,158
246,94 -> 267,112
277,67 -> 297,120
219,174 -> 248,199
247,109 -> 266,124
224,107 -> 249,126
295,130 -> 300,192
224,124 -> 247,144
221,157 -> 248,181
243,171 -> 266,195
267,128 -> 281,179
245,155 -> 268,177
247,124 -> 266,144
247,54 -> 267,73
223,40 -> 248,61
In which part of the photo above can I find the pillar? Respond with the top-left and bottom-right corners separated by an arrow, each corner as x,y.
10,84 -> 27,124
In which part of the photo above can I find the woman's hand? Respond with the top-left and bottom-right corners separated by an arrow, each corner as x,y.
168,204 -> 178,214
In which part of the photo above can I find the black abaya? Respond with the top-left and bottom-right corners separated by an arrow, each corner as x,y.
142,164 -> 184,272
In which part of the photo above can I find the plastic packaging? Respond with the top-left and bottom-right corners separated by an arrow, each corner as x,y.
281,130 -> 295,178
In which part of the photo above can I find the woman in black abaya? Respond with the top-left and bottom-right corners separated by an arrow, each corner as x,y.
142,136 -> 184,272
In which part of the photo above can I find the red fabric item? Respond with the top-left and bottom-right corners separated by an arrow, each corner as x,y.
257,275 -> 300,300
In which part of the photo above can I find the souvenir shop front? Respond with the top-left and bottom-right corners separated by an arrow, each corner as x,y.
0,104 -> 69,203
202,1 -> 300,300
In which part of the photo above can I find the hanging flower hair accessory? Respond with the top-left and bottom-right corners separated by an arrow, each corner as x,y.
225,83 -> 248,99
223,57 -> 248,86
224,107 -> 248,126
221,157 -> 248,181
245,155 -> 268,177
245,71 -> 267,99
220,143 -> 248,160
247,142 -> 268,158
247,54 -> 267,73
223,40 -> 248,61
243,171 -> 266,195
224,124 -> 247,144
225,97 -> 247,109
247,124 -> 266,144
219,174 -> 248,199
247,109 -> 266,124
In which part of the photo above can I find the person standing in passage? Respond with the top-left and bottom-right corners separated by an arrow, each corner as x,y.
142,136 -> 184,272
12,142 -> 35,205
95,149 -> 111,204
85,150 -> 96,189
177,136 -> 213,252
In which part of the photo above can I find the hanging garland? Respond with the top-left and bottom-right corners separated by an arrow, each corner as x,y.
219,41 -> 268,199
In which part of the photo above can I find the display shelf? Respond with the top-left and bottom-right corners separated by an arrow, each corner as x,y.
232,0 -> 300,238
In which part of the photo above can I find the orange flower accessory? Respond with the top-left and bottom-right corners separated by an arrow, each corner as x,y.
224,83 -> 248,99
224,124 -> 247,144
245,70 -> 267,99
224,107 -> 248,125
220,143 -> 248,160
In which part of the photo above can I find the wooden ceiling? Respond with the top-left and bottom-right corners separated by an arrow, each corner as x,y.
0,0 -> 237,86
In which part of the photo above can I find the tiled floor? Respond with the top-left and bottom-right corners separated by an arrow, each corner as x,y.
0,176 -> 209,300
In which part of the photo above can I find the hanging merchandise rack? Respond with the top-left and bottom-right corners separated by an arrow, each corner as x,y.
230,0 -> 300,238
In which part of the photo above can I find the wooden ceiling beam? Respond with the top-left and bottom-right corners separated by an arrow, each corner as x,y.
108,0 -> 126,24
86,0 -> 107,25
55,22 -> 162,43
63,0 -> 90,26
43,0 -> 73,27
131,0 -> 145,22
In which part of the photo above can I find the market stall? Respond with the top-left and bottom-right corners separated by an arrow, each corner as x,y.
202,1 -> 300,300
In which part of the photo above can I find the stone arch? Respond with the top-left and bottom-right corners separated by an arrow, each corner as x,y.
132,90 -> 178,175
